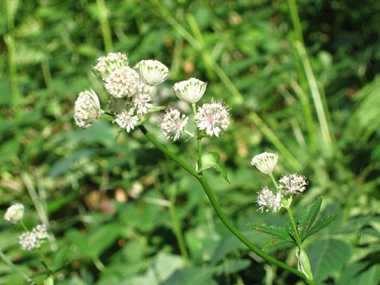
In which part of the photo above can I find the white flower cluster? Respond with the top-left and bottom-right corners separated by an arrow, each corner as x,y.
159,108 -> 188,141
19,224 -> 49,251
4,203 -> 24,224
257,187 -> 282,213
252,153 -> 309,214
74,52 -> 169,132
279,174 -> 308,194
196,99 -> 231,137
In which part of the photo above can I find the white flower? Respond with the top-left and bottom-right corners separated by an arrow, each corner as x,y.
251,152 -> 278,175
130,83 -> 153,116
105,66 -> 140,98
279,174 -> 308,194
93,52 -> 129,81
74,89 -> 101,128
257,187 -> 282,213
33,224 -> 49,240
159,108 -> 188,141
4,203 -> 24,224
173,78 -> 207,104
196,99 -> 231,137
19,232 -> 37,251
134,60 -> 169,86
114,110 -> 139,132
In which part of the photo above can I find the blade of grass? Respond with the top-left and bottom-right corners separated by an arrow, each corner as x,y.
96,0 -> 113,52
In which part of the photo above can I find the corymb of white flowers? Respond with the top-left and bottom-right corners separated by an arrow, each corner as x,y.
74,51 -> 231,141
252,152 -> 309,214
19,224 -> 49,251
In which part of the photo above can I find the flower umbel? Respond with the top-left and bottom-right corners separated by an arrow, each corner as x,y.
279,174 -> 308,194
257,187 -> 282,213
134,59 -> 169,86
173,78 -> 207,104
19,232 -> 37,251
33,224 -> 49,240
196,99 -> 231,137
105,66 -> 140,98
114,110 -> 139,133
251,152 -> 278,175
159,108 -> 188,141
74,89 -> 101,129
93,52 -> 129,81
4,203 -> 24,224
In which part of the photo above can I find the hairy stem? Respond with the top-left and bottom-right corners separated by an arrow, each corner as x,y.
138,124 -> 307,281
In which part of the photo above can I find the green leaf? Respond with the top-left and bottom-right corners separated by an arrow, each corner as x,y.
308,238 -> 351,282
298,196 -> 323,240
338,261 -> 380,285
148,106 -> 167,113
246,224 -> 294,242
199,152 -> 229,183
304,215 -> 339,240
114,127 -> 124,141
220,259 -> 251,274
263,236 -> 294,250
52,246 -> 69,272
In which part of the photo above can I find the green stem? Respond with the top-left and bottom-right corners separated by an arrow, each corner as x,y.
191,104 -> 203,170
285,206 -> 302,249
138,124 -> 307,281
0,251 -> 34,284
269,173 -> 279,190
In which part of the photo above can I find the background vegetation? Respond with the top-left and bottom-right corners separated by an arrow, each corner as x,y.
1,0 -> 380,284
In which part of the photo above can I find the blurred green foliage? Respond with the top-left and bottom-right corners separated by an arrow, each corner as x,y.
1,0 -> 380,284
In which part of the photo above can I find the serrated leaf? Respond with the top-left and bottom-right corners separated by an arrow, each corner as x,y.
199,152 -> 229,183
304,215 -> 339,240
220,259 -> 251,274
308,238 -> 351,282
246,224 -> 294,242
263,236 -> 294,250
298,196 -> 322,240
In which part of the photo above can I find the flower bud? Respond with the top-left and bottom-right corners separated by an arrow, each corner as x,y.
74,89 -> 102,128
173,78 -> 207,104
4,203 -> 24,224
93,52 -> 129,81
251,152 -> 278,175
134,60 -> 169,86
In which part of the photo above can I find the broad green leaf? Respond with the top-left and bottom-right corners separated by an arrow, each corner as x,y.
52,246 -> 69,272
308,239 -> 351,282
163,266 -> 217,285
199,152 -> 229,183
220,259 -> 251,274
337,261 -> 380,285
304,215 -> 339,240
246,224 -> 294,242
298,197 -> 322,240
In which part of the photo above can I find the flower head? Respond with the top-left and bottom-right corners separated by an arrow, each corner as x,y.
130,83 -> 153,116
134,60 -> 169,86
4,203 -> 24,224
33,224 -> 49,240
74,89 -> 101,128
257,187 -> 282,213
279,174 -> 308,194
251,152 -> 278,175
113,109 -> 139,133
196,99 -> 231,137
93,52 -> 129,81
159,108 -> 188,141
105,66 -> 140,98
173,78 -> 207,104
19,232 -> 37,251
